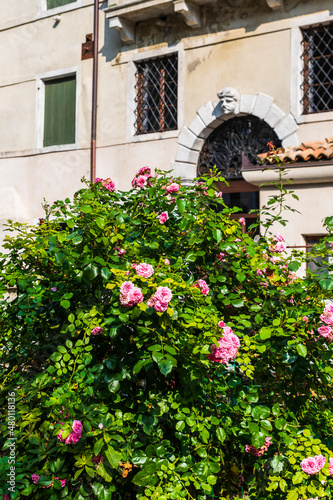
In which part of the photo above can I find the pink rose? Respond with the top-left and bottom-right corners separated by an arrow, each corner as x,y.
164,258 -> 170,265
208,329 -> 240,364
274,233 -> 284,242
136,263 -> 154,278
303,316 -> 308,322
301,455 -> 326,475
155,286 -> 172,304
72,420 -> 83,434
120,281 -> 135,295
98,423 -> 103,429
103,178 -> 115,192
239,217 -> 246,226
245,436 -> 272,456
320,306 -> 333,326
274,242 -> 286,253
138,166 -> 151,175
329,457 -> 333,475
127,287 -> 144,307
218,321 -> 226,328
118,248 -> 126,257
154,300 -> 169,313
136,175 -> 147,188
31,474 -> 40,484
166,183 -> 180,193
51,287 -> 57,292
215,191 -> 223,198
159,212 -> 169,224
91,327 -> 103,335
194,279 -> 210,296
318,325 -> 332,338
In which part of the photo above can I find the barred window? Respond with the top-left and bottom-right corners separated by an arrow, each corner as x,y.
300,23 -> 333,114
134,55 -> 178,135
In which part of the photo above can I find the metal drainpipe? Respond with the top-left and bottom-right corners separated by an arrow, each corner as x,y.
90,0 -> 99,183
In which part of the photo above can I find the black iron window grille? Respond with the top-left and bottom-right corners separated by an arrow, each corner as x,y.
134,55 -> 178,135
300,22 -> 333,114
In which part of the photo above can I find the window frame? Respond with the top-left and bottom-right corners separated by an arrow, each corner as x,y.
37,0 -> 81,18
35,67 -> 80,153
290,11 -> 333,125
126,45 -> 184,143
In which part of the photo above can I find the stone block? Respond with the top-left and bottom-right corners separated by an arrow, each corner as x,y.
171,161 -> 197,184
275,114 -> 298,140
281,133 -> 299,148
265,104 -> 285,128
177,126 -> 204,151
239,94 -> 256,115
175,145 -> 200,164
252,93 -> 274,119
188,115 -> 206,137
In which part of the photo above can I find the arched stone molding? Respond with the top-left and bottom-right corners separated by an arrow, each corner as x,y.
171,92 -> 299,185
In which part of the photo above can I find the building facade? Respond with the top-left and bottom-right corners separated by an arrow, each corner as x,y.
1,0 -> 333,249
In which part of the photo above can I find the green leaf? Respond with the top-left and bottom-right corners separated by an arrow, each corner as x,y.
94,438 -> 104,456
104,446 -> 122,469
84,263 -> 99,281
213,229 -> 222,243
296,344 -> 307,357
271,455 -> 284,473
158,359 -> 173,376
216,427 -> 226,443
133,358 -> 149,375
57,345 -> 67,354
231,298 -> 244,308
101,267 -> 111,280
236,271 -> 245,282
108,379 -> 120,393
96,217 -> 105,229
279,479 -> 287,492
292,471 -> 304,485
177,199 -> 186,213
259,327 -> 272,340
286,490 -> 298,500
185,252 -> 196,263
288,261 -> 301,272
20,486 -> 34,496
60,300 -> 71,309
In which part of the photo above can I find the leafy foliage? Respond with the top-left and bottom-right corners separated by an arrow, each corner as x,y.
1,168 -> 333,500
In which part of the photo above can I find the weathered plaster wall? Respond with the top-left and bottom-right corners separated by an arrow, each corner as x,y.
0,0 -> 332,236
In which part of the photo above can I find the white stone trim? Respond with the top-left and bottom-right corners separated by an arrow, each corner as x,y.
174,0 -> 201,28
35,66 -> 80,153
266,0 -> 283,9
173,92 -> 298,183
126,44 -> 184,143
37,0 -> 82,18
243,163 -> 333,186
290,11 -> 333,124
109,16 -> 135,44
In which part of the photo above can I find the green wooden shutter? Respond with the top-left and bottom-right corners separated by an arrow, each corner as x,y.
47,0 -> 76,9
43,75 -> 76,147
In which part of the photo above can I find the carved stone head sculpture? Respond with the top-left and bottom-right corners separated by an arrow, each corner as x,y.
217,87 -> 240,115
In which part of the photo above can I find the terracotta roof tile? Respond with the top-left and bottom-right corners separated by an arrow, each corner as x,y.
258,137 -> 333,165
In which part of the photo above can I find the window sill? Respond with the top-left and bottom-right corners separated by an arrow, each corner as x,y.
35,144 -> 78,154
37,1 -> 82,19
127,130 -> 179,143
295,111 -> 333,125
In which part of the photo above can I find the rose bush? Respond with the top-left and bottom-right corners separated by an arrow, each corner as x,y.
0,168 -> 333,500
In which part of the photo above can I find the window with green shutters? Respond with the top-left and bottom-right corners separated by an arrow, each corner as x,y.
47,0 -> 76,9
43,75 -> 76,147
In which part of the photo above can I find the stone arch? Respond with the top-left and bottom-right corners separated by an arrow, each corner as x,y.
171,92 -> 299,184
